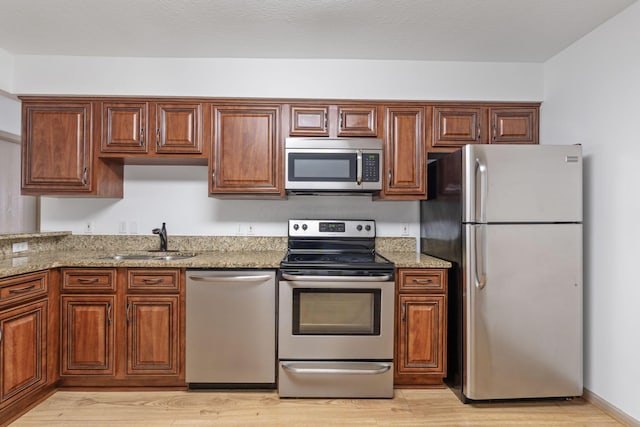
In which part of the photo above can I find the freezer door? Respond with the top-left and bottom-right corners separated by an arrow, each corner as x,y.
462,223 -> 582,400
462,144 -> 582,223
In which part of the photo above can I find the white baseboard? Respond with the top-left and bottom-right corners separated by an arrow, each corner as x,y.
583,388 -> 639,426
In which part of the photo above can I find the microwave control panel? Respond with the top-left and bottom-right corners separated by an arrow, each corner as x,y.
362,153 -> 380,182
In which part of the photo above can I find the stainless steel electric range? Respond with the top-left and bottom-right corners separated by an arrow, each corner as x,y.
278,219 -> 395,398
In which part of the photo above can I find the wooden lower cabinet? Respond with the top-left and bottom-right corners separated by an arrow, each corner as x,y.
59,268 -> 183,387
0,299 -> 48,410
395,268 -> 447,386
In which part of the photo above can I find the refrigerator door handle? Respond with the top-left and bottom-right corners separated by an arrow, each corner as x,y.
474,225 -> 488,289
475,157 -> 488,223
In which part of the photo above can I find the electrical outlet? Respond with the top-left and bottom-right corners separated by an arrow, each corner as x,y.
118,221 -> 127,234
129,221 -> 138,235
12,241 -> 28,253
236,224 -> 244,235
247,224 -> 255,235
85,221 -> 95,234
401,223 -> 410,236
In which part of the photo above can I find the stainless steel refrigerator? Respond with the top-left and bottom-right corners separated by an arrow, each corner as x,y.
420,144 -> 583,402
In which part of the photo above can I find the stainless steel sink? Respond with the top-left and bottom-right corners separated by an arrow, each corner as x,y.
105,253 -> 196,261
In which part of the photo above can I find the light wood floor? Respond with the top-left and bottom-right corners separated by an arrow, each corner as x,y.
11,388 -> 622,426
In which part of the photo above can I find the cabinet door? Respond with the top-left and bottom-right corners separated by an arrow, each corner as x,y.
22,102 -> 93,193
338,106 -> 378,137
211,105 -> 282,195
289,105 -> 329,136
61,296 -> 115,376
382,107 -> 426,198
155,103 -> 203,154
101,102 -> 148,153
432,106 -> 483,150
0,300 -> 47,408
396,295 -> 446,379
126,296 -> 179,375
489,107 -> 538,144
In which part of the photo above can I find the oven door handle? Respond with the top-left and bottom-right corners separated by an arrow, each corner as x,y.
281,273 -> 392,282
281,362 -> 391,375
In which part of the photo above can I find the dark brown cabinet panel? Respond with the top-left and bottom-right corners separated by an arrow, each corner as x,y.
126,296 -> 179,375
490,107 -> 538,144
382,107 -> 427,198
101,102 -> 148,153
61,268 -> 117,292
211,105 -> 283,196
127,269 -> 180,293
289,105 -> 329,136
0,271 -> 48,308
0,300 -> 47,409
338,106 -> 378,137
21,100 -> 123,197
155,103 -> 203,154
61,295 -> 115,376
431,106 -> 483,150
395,268 -> 447,386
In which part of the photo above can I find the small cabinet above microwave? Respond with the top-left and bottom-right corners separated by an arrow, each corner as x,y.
285,104 -> 380,138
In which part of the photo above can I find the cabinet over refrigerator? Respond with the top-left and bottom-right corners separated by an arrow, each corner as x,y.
420,144 -> 583,402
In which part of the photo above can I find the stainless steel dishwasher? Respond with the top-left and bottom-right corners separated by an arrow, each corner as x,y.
186,269 -> 276,388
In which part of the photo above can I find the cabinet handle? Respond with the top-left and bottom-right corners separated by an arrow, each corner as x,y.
156,128 -> 160,147
477,124 -> 481,142
140,127 -> 144,145
107,303 -> 112,326
211,169 -> 215,187
412,278 -> 433,284
339,111 -> 343,130
77,277 -> 99,284
81,167 -> 88,185
388,169 -> 392,187
9,284 -> 36,294
402,302 -> 406,323
324,113 -> 328,131
126,302 -> 131,324
141,278 -> 163,284
492,124 -> 497,142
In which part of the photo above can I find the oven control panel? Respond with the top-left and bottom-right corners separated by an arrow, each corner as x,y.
289,220 -> 375,238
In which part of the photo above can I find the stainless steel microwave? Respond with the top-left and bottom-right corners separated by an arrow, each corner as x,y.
285,138 -> 383,193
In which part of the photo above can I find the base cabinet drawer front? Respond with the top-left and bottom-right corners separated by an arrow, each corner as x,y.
126,296 -> 179,375
127,269 -> 181,292
0,299 -> 47,408
398,269 -> 446,293
0,271 -> 48,308
61,295 -> 115,376
61,268 -> 117,292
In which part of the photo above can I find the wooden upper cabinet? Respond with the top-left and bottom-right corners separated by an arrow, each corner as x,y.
289,105 -> 329,136
431,106 -> 484,151
100,100 -> 204,157
287,104 -> 379,137
155,103 -> 203,154
22,102 -> 93,194
21,99 -> 123,197
490,107 -> 538,144
381,106 -> 427,199
101,102 -> 148,153
211,105 -> 283,196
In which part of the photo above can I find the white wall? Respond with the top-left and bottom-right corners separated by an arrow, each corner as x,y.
20,55 -> 542,240
13,56 -> 543,101
542,1 -> 640,420
0,48 -> 14,93
0,92 -> 21,135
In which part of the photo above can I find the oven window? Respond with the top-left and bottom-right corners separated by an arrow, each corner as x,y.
288,153 -> 357,181
292,289 -> 381,335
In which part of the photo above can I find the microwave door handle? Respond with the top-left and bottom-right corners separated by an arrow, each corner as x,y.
356,150 -> 363,186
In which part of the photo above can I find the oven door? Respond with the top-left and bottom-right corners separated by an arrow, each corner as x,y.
278,273 -> 395,360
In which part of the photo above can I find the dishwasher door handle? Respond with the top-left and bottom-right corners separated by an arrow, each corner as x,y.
188,275 -> 272,283
281,362 -> 391,375
281,273 -> 392,282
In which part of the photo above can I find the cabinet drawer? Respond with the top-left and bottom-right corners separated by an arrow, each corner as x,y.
62,268 -> 117,292
0,271 -> 48,308
127,269 -> 180,292
398,269 -> 446,293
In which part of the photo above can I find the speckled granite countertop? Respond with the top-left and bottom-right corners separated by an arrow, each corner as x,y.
1,249 -> 451,279
0,250 -> 286,278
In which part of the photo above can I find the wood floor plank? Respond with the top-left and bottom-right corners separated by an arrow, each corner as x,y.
11,388 -> 623,426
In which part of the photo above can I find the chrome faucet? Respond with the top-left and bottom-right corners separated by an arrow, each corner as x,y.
152,222 -> 168,251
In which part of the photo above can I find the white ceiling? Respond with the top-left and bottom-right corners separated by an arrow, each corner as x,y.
0,0 -> 636,62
